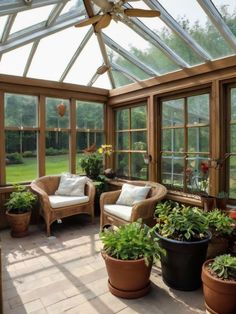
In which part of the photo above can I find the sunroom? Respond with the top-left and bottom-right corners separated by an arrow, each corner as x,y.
0,0 -> 236,313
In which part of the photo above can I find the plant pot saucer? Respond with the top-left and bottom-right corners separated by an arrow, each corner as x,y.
205,302 -> 218,314
108,279 -> 151,299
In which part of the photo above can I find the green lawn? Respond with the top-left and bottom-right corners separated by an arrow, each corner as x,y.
6,155 -> 83,184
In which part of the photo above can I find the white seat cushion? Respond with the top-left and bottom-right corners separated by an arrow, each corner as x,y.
104,204 -> 133,221
49,195 -> 89,209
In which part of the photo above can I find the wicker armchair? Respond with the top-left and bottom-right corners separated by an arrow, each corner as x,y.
31,175 -> 95,236
100,181 -> 167,229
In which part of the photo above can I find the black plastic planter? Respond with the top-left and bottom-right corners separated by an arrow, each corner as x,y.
156,232 -> 211,291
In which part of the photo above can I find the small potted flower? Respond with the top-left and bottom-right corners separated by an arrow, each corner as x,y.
202,254 -> 236,314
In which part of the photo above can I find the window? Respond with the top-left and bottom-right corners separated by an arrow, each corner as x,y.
4,93 -> 38,183
228,87 -> 236,198
115,104 -> 148,179
45,97 -> 70,175
161,92 -> 210,192
76,101 -> 104,173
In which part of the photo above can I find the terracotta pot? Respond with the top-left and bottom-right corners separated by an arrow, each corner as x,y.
102,251 -> 152,298
201,195 -> 215,212
202,259 -> 236,314
6,211 -> 31,237
207,236 -> 229,259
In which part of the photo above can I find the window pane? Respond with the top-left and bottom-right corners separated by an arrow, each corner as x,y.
116,109 -> 129,130
131,153 -> 148,180
162,129 -> 184,151
188,127 -> 209,152
230,125 -> 236,152
5,131 -> 37,183
46,98 -> 69,128
229,156 -> 236,198
76,101 -> 104,129
231,88 -> 236,121
116,132 -> 129,150
5,93 -> 37,127
131,131 -> 147,150
45,131 -> 69,175
131,106 -> 147,129
161,153 -> 184,188
188,94 -> 209,124
116,153 -> 129,177
162,99 -> 184,126
186,154 -> 209,192
76,132 -> 103,151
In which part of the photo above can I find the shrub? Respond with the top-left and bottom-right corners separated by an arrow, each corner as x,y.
207,209 -> 235,237
22,150 -> 37,158
100,221 -> 165,266
155,201 -> 209,241
209,254 -> 236,280
6,152 -> 23,164
5,185 -> 37,214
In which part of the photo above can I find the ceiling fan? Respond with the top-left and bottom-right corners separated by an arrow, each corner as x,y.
75,0 -> 160,32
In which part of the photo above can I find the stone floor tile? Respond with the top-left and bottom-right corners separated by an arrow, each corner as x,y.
41,291 -> 67,307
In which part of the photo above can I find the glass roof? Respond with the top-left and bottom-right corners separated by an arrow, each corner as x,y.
0,0 -> 235,90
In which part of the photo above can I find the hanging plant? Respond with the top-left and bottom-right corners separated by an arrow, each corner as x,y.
57,102 -> 66,117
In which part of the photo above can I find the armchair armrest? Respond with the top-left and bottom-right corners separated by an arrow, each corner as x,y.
100,190 -> 121,209
86,181 -> 96,201
30,181 -> 52,214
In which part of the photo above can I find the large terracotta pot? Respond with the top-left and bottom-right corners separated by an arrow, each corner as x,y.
6,211 -> 31,237
102,251 -> 152,298
202,259 -> 236,314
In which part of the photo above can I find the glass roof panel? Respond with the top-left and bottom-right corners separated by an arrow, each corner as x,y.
111,70 -> 134,88
10,6 -> 54,34
0,16 -> 8,39
212,0 -> 236,36
0,43 -> 32,76
64,33 -> 104,86
104,21 -> 180,75
106,47 -> 150,80
27,27 -> 89,81
134,2 -> 203,66
158,0 -> 234,59
93,72 -> 111,89
60,0 -> 86,16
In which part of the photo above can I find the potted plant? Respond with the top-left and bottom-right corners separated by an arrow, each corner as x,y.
80,152 -> 103,180
154,200 -> 211,291
100,221 -> 164,299
215,191 -> 228,211
5,185 -> 37,237
202,254 -> 236,314
206,209 -> 235,258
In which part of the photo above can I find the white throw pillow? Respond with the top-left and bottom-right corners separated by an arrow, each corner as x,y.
116,183 -> 151,206
55,174 -> 88,196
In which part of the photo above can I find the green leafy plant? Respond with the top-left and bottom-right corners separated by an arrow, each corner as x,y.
100,221 -> 165,266
5,185 -> 37,214
207,209 -> 235,237
155,201 -> 209,241
209,254 -> 236,280
217,191 -> 228,199
80,153 -> 103,180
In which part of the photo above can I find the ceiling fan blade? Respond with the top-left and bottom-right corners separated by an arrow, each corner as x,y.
75,15 -> 102,27
124,8 -> 160,17
95,14 -> 112,32
97,64 -> 110,75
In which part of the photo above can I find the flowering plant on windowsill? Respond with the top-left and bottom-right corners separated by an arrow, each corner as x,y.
186,161 -> 210,196
98,144 -> 113,156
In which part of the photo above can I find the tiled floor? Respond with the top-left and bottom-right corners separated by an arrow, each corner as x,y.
1,216 -> 206,314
